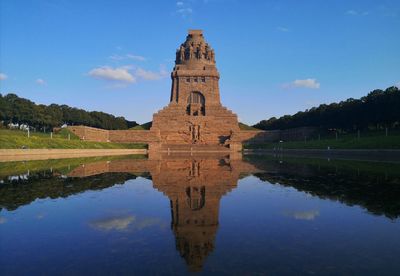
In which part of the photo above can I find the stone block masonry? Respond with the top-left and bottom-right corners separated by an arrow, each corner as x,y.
68,126 -> 109,142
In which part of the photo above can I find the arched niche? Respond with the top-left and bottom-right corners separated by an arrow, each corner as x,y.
187,91 -> 205,116
186,186 -> 206,211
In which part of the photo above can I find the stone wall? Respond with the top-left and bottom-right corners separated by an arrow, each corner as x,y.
68,126 -> 109,142
67,125 -> 317,147
109,130 -> 159,143
152,107 -> 240,145
67,126 -> 159,144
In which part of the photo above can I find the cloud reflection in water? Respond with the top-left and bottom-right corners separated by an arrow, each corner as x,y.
90,214 -> 165,231
285,210 -> 320,220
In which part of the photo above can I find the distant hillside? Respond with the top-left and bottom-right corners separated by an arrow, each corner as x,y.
130,121 -> 152,130
0,93 -> 138,130
254,86 -> 400,131
239,122 -> 259,131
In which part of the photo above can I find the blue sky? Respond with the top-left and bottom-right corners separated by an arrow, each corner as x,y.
0,0 -> 399,125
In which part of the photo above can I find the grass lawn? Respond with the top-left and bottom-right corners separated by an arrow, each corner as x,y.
0,129 -> 147,149
244,130 -> 400,150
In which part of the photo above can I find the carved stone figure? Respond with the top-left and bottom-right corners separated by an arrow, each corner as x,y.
210,49 -> 215,62
204,45 -> 209,60
190,124 -> 200,143
198,42 -> 205,59
196,46 -> 201,59
188,45 -> 194,59
180,45 -> 185,62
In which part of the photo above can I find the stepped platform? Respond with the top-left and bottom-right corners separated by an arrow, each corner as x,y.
161,144 -> 231,153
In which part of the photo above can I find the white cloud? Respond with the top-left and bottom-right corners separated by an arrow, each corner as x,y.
36,78 -> 46,85
110,53 -> 146,61
174,1 -> 193,18
135,65 -> 168,81
294,79 -> 320,89
284,78 -> 320,89
88,64 -> 167,85
126,54 -> 146,61
177,7 -> 193,16
396,82 -> 400,88
346,10 -> 369,16
286,210 -> 320,220
346,10 -> 357,15
109,54 -> 124,61
88,66 -> 136,83
277,26 -> 289,32
0,73 -> 8,80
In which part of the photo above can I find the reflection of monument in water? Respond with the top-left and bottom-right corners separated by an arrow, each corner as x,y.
152,158 -> 242,271
68,155 -> 261,271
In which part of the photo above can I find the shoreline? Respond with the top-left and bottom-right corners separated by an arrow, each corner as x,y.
2,147 -> 400,163
0,149 -> 147,162
244,148 -> 400,162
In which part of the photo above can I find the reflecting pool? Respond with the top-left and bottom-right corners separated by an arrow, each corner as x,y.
1,154 -> 400,275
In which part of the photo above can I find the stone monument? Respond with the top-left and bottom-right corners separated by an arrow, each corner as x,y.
67,30 -> 267,150
150,30 -> 242,151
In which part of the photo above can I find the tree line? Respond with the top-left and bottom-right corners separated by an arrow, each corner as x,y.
254,86 -> 400,132
0,93 -> 138,130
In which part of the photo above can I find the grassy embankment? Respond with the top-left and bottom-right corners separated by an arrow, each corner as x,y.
244,130 -> 400,150
239,122 -> 259,131
0,129 -> 147,149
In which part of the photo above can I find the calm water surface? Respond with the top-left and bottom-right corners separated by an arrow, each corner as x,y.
0,154 -> 400,275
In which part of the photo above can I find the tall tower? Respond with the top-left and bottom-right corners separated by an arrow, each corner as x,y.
151,30 -> 240,149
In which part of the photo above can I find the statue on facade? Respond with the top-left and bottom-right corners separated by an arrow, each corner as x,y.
180,45 -> 185,62
196,46 -> 201,59
194,125 -> 200,142
205,45 -> 210,60
188,45 -> 194,59
190,124 -> 200,143
210,49 -> 215,62
198,42 -> 205,59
